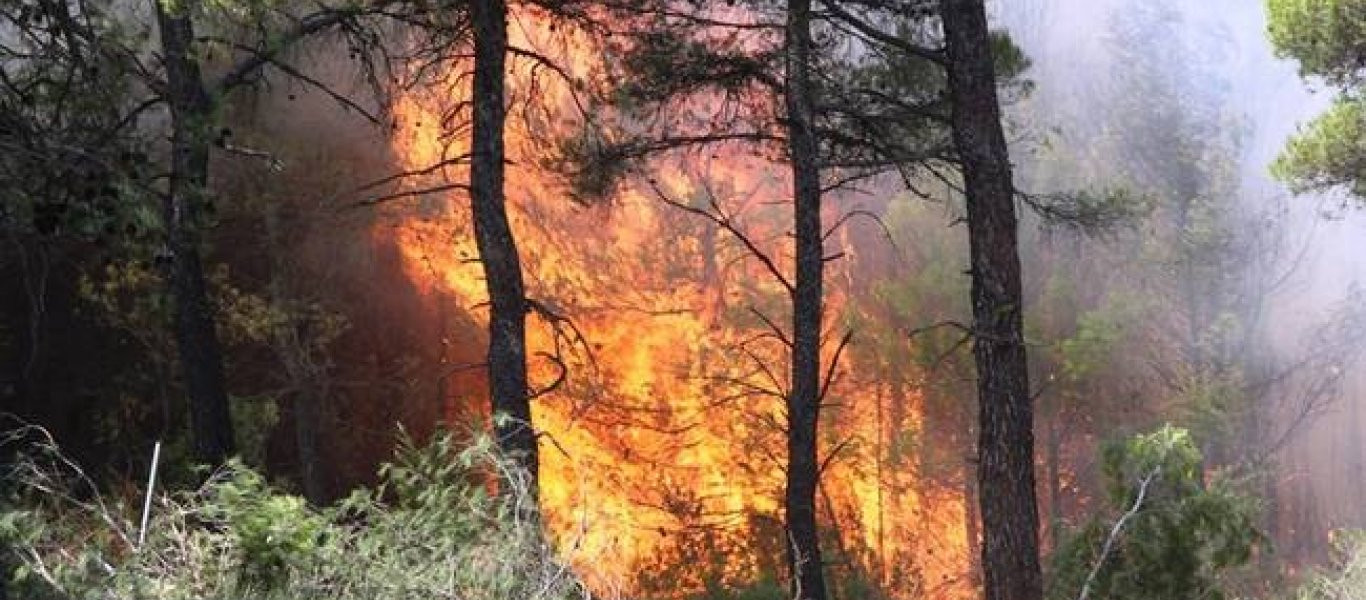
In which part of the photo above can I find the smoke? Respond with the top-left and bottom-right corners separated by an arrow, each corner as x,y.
192,0 -> 1366,584
216,0 -> 1366,581
998,0 -> 1366,563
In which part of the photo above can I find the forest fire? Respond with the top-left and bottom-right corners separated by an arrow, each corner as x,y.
383,11 -> 971,598
13,0 -> 1366,598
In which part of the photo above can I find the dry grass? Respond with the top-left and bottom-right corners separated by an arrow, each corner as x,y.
1,422 -> 611,600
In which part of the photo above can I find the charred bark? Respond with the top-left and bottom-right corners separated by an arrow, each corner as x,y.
471,0 -> 538,499
785,1 -> 826,599
154,0 -> 235,467
940,1 -> 1043,599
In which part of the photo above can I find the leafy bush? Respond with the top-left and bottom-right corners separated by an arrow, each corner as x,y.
1047,425 -> 1262,600
1,425 -> 599,600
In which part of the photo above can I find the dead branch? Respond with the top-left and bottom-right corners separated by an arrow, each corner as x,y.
1077,465 -> 1161,600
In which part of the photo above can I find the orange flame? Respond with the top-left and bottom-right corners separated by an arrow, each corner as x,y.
384,10 -> 972,598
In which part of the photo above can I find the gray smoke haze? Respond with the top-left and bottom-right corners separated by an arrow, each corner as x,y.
998,0 -> 1366,556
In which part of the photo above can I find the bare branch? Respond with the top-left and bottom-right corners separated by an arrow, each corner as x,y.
1077,465 -> 1161,600
354,182 -> 471,207
356,153 -> 474,192
646,177 -> 795,294
816,0 -> 945,65
818,329 -> 854,403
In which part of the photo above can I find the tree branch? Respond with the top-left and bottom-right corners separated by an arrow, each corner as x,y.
1077,465 -> 1161,600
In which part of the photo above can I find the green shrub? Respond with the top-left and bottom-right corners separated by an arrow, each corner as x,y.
1,426 -> 599,600
1047,425 -> 1262,600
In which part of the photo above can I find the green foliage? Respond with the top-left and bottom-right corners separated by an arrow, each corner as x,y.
1024,188 -> 1154,235
615,27 -> 776,107
1057,295 -> 1143,384
2,428 -> 595,600
1098,426 -> 1202,506
687,564 -> 899,600
75,257 -> 344,471
78,260 -> 340,351
205,460 -> 326,587
1271,97 -> 1366,198
1047,426 -> 1262,600
228,398 -> 279,468
1291,530 -> 1366,599
1173,368 -> 1248,461
1267,0 -> 1366,85
78,261 -> 174,354
548,123 -> 634,203
1267,0 -> 1366,201
989,30 -> 1035,97
0,0 -> 160,248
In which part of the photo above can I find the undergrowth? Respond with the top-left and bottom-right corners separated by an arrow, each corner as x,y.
0,424 -> 602,600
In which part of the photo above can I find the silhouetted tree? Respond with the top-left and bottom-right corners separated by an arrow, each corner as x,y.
470,0 -> 539,500
940,0 -> 1044,598
154,0 -> 236,466
784,2 -> 826,598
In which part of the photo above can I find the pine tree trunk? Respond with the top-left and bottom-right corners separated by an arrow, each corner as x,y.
471,0 -> 537,499
940,1 -> 1043,599
785,1 -> 826,599
154,0 -> 235,467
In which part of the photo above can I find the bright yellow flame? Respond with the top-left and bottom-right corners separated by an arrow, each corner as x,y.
384,10 -> 973,598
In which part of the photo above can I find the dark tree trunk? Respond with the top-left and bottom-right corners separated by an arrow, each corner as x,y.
784,1 -> 826,599
940,1 -> 1043,599
154,0 -> 235,467
471,0 -> 538,498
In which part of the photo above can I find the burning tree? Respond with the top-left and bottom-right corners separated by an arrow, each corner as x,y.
381,0 -> 996,595
468,0 -> 541,502
525,1 -> 1033,597
16,1 -> 1366,600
